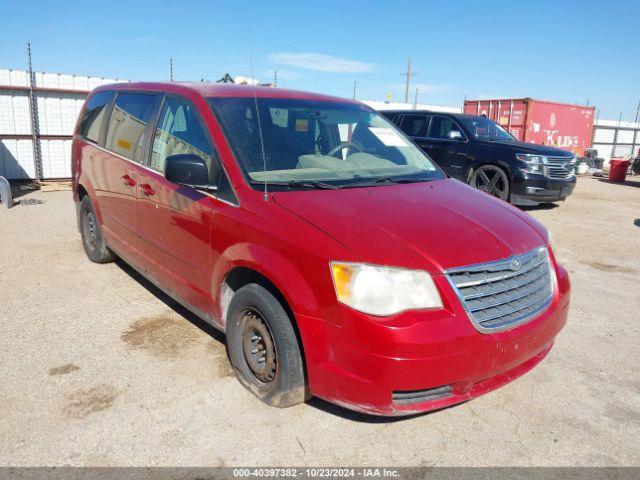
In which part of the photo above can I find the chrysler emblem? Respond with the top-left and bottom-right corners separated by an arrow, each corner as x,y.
510,258 -> 522,271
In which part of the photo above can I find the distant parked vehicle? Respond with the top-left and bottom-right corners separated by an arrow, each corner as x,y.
383,110 -> 577,206
632,151 -> 640,176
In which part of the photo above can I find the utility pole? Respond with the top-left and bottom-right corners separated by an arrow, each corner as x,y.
274,70 -> 277,87
401,57 -> 417,104
169,58 -> 174,81
413,87 -> 419,109
27,42 -> 43,181
353,80 -> 357,100
634,100 -> 640,124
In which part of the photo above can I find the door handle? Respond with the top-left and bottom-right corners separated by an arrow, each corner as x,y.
121,174 -> 136,187
139,183 -> 155,196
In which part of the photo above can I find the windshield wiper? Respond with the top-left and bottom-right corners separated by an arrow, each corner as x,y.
250,180 -> 340,190
371,176 -> 428,184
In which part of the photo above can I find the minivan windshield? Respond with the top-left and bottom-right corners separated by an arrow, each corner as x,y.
209,98 -> 444,189
459,116 -> 516,142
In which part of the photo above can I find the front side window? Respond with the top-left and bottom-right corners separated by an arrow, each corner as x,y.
427,116 -> 464,140
104,92 -> 158,162
459,116 -> 516,142
209,98 -> 444,189
78,91 -> 114,144
150,97 -> 213,172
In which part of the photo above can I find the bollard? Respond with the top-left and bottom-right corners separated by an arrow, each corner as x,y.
0,176 -> 12,209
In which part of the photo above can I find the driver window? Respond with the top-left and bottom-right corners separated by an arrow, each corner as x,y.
427,116 -> 463,140
150,97 -> 213,172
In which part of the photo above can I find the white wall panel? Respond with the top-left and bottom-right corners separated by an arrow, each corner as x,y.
41,139 -> 72,178
592,144 -> 613,165
0,69 -> 29,87
35,93 -> 85,135
0,94 -> 31,135
0,70 -> 10,86
593,127 -> 615,143
616,130 -> 635,144
0,139 -> 35,179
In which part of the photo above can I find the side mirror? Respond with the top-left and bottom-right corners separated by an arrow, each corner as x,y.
448,130 -> 464,141
165,154 -> 215,190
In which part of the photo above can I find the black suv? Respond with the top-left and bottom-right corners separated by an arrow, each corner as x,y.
383,110 -> 577,205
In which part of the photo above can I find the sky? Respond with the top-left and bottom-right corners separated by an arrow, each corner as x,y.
1,0 -> 639,120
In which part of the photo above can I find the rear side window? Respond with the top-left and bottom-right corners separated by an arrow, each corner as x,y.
150,97 -> 212,172
400,115 -> 428,137
78,91 -> 114,144
104,92 -> 159,162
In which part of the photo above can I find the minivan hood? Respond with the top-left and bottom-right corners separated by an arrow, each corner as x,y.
273,179 -> 547,273
477,139 -> 575,158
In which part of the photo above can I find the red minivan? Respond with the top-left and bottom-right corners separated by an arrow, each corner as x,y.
72,82 -> 570,415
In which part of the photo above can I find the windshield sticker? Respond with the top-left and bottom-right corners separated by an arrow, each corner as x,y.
369,127 -> 408,147
295,119 -> 309,132
270,108 -> 288,128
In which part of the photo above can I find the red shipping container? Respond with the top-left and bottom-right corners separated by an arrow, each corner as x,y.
463,98 -> 595,156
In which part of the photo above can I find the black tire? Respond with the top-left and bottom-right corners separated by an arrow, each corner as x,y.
226,283 -> 307,408
469,165 -> 510,202
79,196 -> 115,263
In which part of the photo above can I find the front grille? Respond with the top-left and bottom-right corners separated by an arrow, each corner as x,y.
547,156 -> 575,179
392,385 -> 452,405
446,247 -> 554,333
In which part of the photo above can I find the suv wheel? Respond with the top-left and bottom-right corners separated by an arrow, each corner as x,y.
469,165 -> 510,201
226,284 -> 307,408
79,196 -> 116,263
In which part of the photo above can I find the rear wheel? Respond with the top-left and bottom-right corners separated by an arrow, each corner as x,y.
469,165 -> 510,201
226,284 -> 307,408
79,196 -> 115,263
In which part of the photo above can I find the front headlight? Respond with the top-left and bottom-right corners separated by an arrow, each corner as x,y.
330,262 -> 443,316
516,153 -> 548,174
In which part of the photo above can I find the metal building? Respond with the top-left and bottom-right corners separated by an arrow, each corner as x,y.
591,119 -> 640,166
0,68 -> 125,180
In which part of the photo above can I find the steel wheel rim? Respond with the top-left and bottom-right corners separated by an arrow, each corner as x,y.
83,209 -> 97,251
240,308 -> 277,384
473,167 -> 508,200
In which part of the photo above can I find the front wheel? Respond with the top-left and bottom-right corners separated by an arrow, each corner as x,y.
469,165 -> 510,201
226,284 -> 307,408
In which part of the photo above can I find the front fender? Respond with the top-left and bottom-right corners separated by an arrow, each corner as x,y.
211,242 -> 322,322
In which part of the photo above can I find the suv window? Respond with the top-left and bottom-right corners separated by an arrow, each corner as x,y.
399,115 -> 428,137
427,116 -> 464,140
150,97 -> 212,172
78,91 -> 114,144
104,93 -> 159,162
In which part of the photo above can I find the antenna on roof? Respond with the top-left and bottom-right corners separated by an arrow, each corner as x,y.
249,30 -> 268,201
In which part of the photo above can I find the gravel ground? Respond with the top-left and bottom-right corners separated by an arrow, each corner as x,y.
1,176 -> 639,467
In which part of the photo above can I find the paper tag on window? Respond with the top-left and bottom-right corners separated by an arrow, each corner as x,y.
295,119 -> 309,132
369,127 -> 408,146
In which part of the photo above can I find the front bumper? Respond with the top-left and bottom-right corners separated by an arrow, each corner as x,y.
296,264 -> 571,416
510,173 -> 576,206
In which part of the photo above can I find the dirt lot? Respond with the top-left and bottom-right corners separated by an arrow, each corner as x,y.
1,176 -> 639,467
